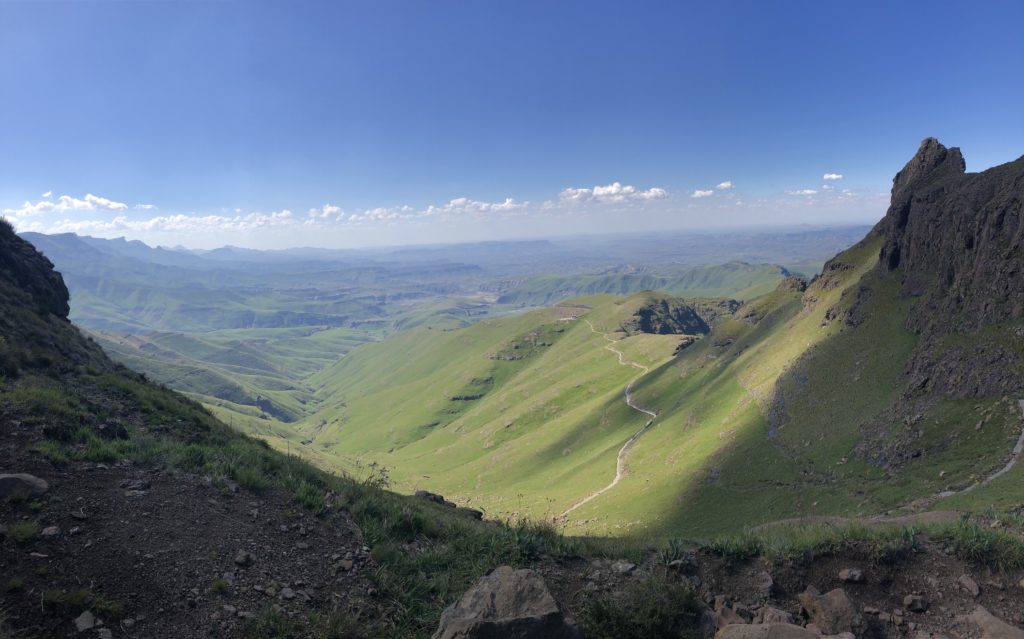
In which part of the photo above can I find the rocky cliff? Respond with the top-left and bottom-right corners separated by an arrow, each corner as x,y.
0,217 -> 70,319
875,137 -> 1023,337
0,218 -> 107,374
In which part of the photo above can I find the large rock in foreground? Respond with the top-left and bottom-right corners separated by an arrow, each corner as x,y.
0,473 -> 49,500
432,566 -> 581,639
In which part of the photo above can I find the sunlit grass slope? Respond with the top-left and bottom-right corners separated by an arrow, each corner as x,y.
296,236 -> 1023,538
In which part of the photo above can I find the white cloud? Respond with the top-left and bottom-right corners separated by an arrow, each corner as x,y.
823,173 -> 843,180
135,203 -> 157,210
716,181 -> 734,190
2,193 -> 128,217
426,197 -> 529,215
821,184 -> 834,190
786,189 -> 818,196
41,191 -> 52,198
307,203 -> 344,219
16,210 -> 298,236
559,182 -> 668,204
691,189 -> 714,198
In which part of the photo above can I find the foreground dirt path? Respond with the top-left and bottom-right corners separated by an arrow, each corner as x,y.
559,320 -> 657,519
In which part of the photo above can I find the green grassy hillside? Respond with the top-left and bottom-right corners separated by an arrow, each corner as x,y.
493,261 -> 790,306
287,236 -> 1023,538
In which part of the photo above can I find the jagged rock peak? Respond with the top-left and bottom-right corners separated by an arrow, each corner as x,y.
892,137 -> 965,195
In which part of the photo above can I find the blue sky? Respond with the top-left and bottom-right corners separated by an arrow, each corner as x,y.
2,1 -> 1022,248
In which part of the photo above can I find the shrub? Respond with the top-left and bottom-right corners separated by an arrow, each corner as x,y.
579,577 -> 703,639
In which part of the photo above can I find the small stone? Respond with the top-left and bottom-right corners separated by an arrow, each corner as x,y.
838,568 -> 864,583
97,630 -> 113,639
280,587 -> 295,600
296,542 -> 310,550
73,610 -> 95,632
41,525 -> 61,538
338,559 -> 354,571
958,574 -> 980,597
222,605 -> 237,615
904,594 -> 929,613
122,619 -> 135,629
234,550 -> 255,567
71,509 -> 88,520
611,560 -> 636,574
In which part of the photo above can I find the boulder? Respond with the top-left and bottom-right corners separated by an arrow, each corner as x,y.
0,473 -> 49,500
715,624 -> 818,639
715,605 -> 748,628
798,587 -> 858,634
965,606 -> 1024,639
432,566 -> 580,639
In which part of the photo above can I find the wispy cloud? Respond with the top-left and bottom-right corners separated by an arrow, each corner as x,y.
786,189 -> 818,196
690,189 -> 714,198
822,173 -> 843,180
41,191 -> 52,198
716,181 -> 734,190
134,203 -> 157,210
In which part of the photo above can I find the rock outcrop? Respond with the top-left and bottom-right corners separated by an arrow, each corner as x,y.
873,138 -> 1024,397
432,566 -> 581,639
0,217 -> 70,319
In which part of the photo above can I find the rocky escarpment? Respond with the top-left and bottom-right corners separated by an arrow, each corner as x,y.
873,139 -> 1024,401
874,137 -> 1023,337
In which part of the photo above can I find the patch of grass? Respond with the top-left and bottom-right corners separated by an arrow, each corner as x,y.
209,578 -> 231,595
4,577 -> 24,593
41,587 -> 122,617
578,577 -> 704,639
73,432 -> 134,462
9,521 -> 39,543
32,439 -> 69,465
243,606 -> 368,639
702,529 -> 765,561
701,523 -> 924,565
937,517 -> 1024,570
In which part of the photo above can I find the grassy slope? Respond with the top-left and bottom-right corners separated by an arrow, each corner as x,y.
495,262 -> 786,306
294,236 -> 1024,538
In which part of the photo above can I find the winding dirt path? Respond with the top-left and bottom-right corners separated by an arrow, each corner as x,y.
761,399 -> 1024,527
938,398 -> 1024,498
559,320 -> 658,518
